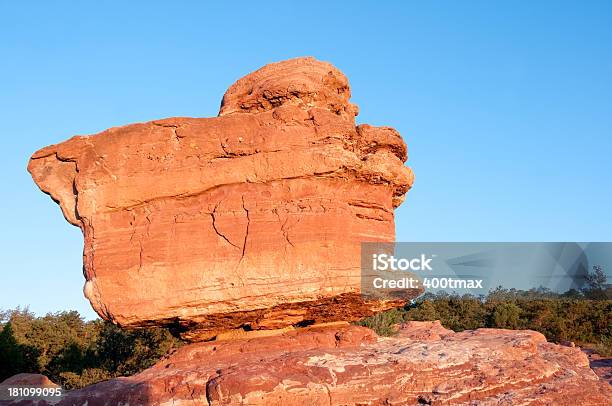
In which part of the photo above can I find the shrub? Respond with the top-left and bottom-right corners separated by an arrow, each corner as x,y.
355,308 -> 403,336
491,302 -> 521,329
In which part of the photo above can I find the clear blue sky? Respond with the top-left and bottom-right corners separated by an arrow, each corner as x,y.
1,1 -> 611,319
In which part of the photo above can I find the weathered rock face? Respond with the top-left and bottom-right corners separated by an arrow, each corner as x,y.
28,57 -> 416,340
10,322 -> 610,406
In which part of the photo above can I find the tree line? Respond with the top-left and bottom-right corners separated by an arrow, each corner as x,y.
0,310 -> 180,389
1,266 -> 609,389
358,266 -> 611,355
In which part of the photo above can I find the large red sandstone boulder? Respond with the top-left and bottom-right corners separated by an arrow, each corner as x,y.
28,57 -> 417,340
6,323 -> 609,405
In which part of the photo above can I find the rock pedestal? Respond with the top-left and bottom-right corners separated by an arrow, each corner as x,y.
5,322 -> 610,405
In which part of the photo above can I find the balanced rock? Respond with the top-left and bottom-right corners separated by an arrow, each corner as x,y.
13,323 -> 611,405
28,57 -> 416,340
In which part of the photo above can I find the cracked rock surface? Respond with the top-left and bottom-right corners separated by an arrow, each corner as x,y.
28,57 -> 416,340
8,322 -> 610,405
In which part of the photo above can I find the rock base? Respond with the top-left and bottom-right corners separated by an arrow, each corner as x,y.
8,322 -> 610,405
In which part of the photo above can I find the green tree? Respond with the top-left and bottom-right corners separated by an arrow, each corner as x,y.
404,300 -> 439,321
586,265 -> 607,290
583,265 -> 608,299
